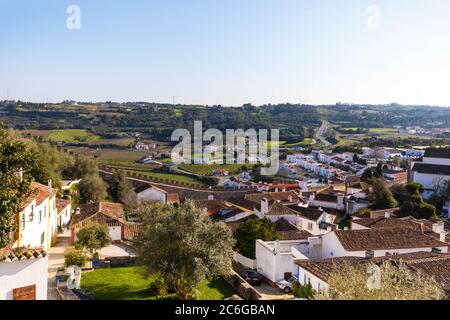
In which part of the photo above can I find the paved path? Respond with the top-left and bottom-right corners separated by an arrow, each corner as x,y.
47,231 -> 73,300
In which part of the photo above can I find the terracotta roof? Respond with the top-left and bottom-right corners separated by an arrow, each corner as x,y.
71,202 -> 125,226
275,218 -> 313,240
424,148 -> 450,159
226,196 -> 257,211
0,247 -> 47,263
412,163 -> 450,176
245,191 -> 300,204
286,205 -> 324,221
56,198 -> 71,214
352,217 -> 423,232
167,193 -> 179,203
266,201 -> 299,216
194,199 -> 227,216
20,182 -> 56,210
334,228 -> 447,252
295,252 -> 448,284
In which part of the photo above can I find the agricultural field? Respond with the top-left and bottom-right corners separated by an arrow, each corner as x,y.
126,170 -> 205,186
47,129 -> 101,143
179,163 -> 254,176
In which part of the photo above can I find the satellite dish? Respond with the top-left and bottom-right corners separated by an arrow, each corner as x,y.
66,265 -> 82,290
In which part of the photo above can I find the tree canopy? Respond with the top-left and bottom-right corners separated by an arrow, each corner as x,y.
135,201 -> 235,300
234,218 -> 279,259
0,124 -> 38,247
76,221 -> 112,255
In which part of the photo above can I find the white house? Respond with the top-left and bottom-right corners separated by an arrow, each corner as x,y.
411,148 -> 450,199
134,183 -> 179,205
14,182 -> 57,251
56,198 -> 72,230
255,238 -> 322,285
70,202 -> 127,243
0,248 -> 48,300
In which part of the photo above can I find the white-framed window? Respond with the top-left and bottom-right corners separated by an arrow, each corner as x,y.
39,210 -> 42,223
307,222 -> 313,231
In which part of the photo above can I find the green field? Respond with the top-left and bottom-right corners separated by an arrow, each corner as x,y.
81,266 -> 235,300
127,170 -> 205,186
48,129 -> 100,143
179,163 -> 253,176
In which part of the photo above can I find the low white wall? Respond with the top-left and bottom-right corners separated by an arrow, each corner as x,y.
233,251 -> 257,270
0,256 -> 48,300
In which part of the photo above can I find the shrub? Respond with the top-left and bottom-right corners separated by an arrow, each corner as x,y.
293,282 -> 315,299
148,277 -> 168,297
64,250 -> 86,268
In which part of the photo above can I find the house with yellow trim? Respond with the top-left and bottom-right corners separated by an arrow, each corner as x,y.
13,181 -> 58,251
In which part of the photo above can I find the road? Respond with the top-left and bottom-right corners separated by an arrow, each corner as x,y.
316,122 -> 332,147
47,230 -> 73,300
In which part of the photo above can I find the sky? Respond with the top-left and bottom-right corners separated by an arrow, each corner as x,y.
1,0 -> 450,106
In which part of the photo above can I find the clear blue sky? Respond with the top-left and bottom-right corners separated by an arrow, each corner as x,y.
1,0 -> 450,106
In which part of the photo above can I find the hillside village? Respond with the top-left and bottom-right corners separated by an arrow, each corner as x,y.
1,122 -> 449,301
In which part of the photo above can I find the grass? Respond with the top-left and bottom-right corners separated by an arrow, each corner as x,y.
127,170 -> 205,186
179,164 -> 254,176
81,266 -> 235,300
48,129 -> 100,143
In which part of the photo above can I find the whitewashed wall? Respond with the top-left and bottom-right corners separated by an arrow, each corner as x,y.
0,257 -> 48,300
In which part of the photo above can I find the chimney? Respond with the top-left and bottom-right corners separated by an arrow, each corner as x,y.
75,208 -> 81,215
288,195 -> 293,203
48,179 -> 52,194
208,195 -> 215,201
384,211 -> 391,219
439,231 -> 447,243
260,198 -> 269,216
274,240 -> 280,255
309,193 -> 315,204
432,222 -> 444,234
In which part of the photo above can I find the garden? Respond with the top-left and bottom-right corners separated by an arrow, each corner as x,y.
80,266 -> 236,300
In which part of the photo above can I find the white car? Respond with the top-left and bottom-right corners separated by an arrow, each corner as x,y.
276,276 -> 297,293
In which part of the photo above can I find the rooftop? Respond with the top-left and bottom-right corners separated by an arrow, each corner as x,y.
334,228 -> 447,251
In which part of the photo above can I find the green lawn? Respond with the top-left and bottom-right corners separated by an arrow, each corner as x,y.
81,266 -> 235,300
179,164 -> 254,176
48,129 -> 100,143
127,170 -> 205,186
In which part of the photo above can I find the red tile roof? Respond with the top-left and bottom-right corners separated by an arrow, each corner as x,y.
334,228 -> 447,251
1,247 -> 47,263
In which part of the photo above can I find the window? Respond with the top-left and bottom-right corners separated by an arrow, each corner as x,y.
307,222 -> 313,231
44,206 -> 46,218
21,214 -> 26,229
39,210 -> 42,223
284,272 -> 292,281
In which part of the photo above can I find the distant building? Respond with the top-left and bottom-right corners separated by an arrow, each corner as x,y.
411,148 -> 450,199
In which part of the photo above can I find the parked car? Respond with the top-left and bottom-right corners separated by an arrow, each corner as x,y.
276,276 -> 297,293
240,270 -> 263,286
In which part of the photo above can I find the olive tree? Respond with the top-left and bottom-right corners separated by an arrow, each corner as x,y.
76,222 -> 112,255
135,200 -> 235,300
